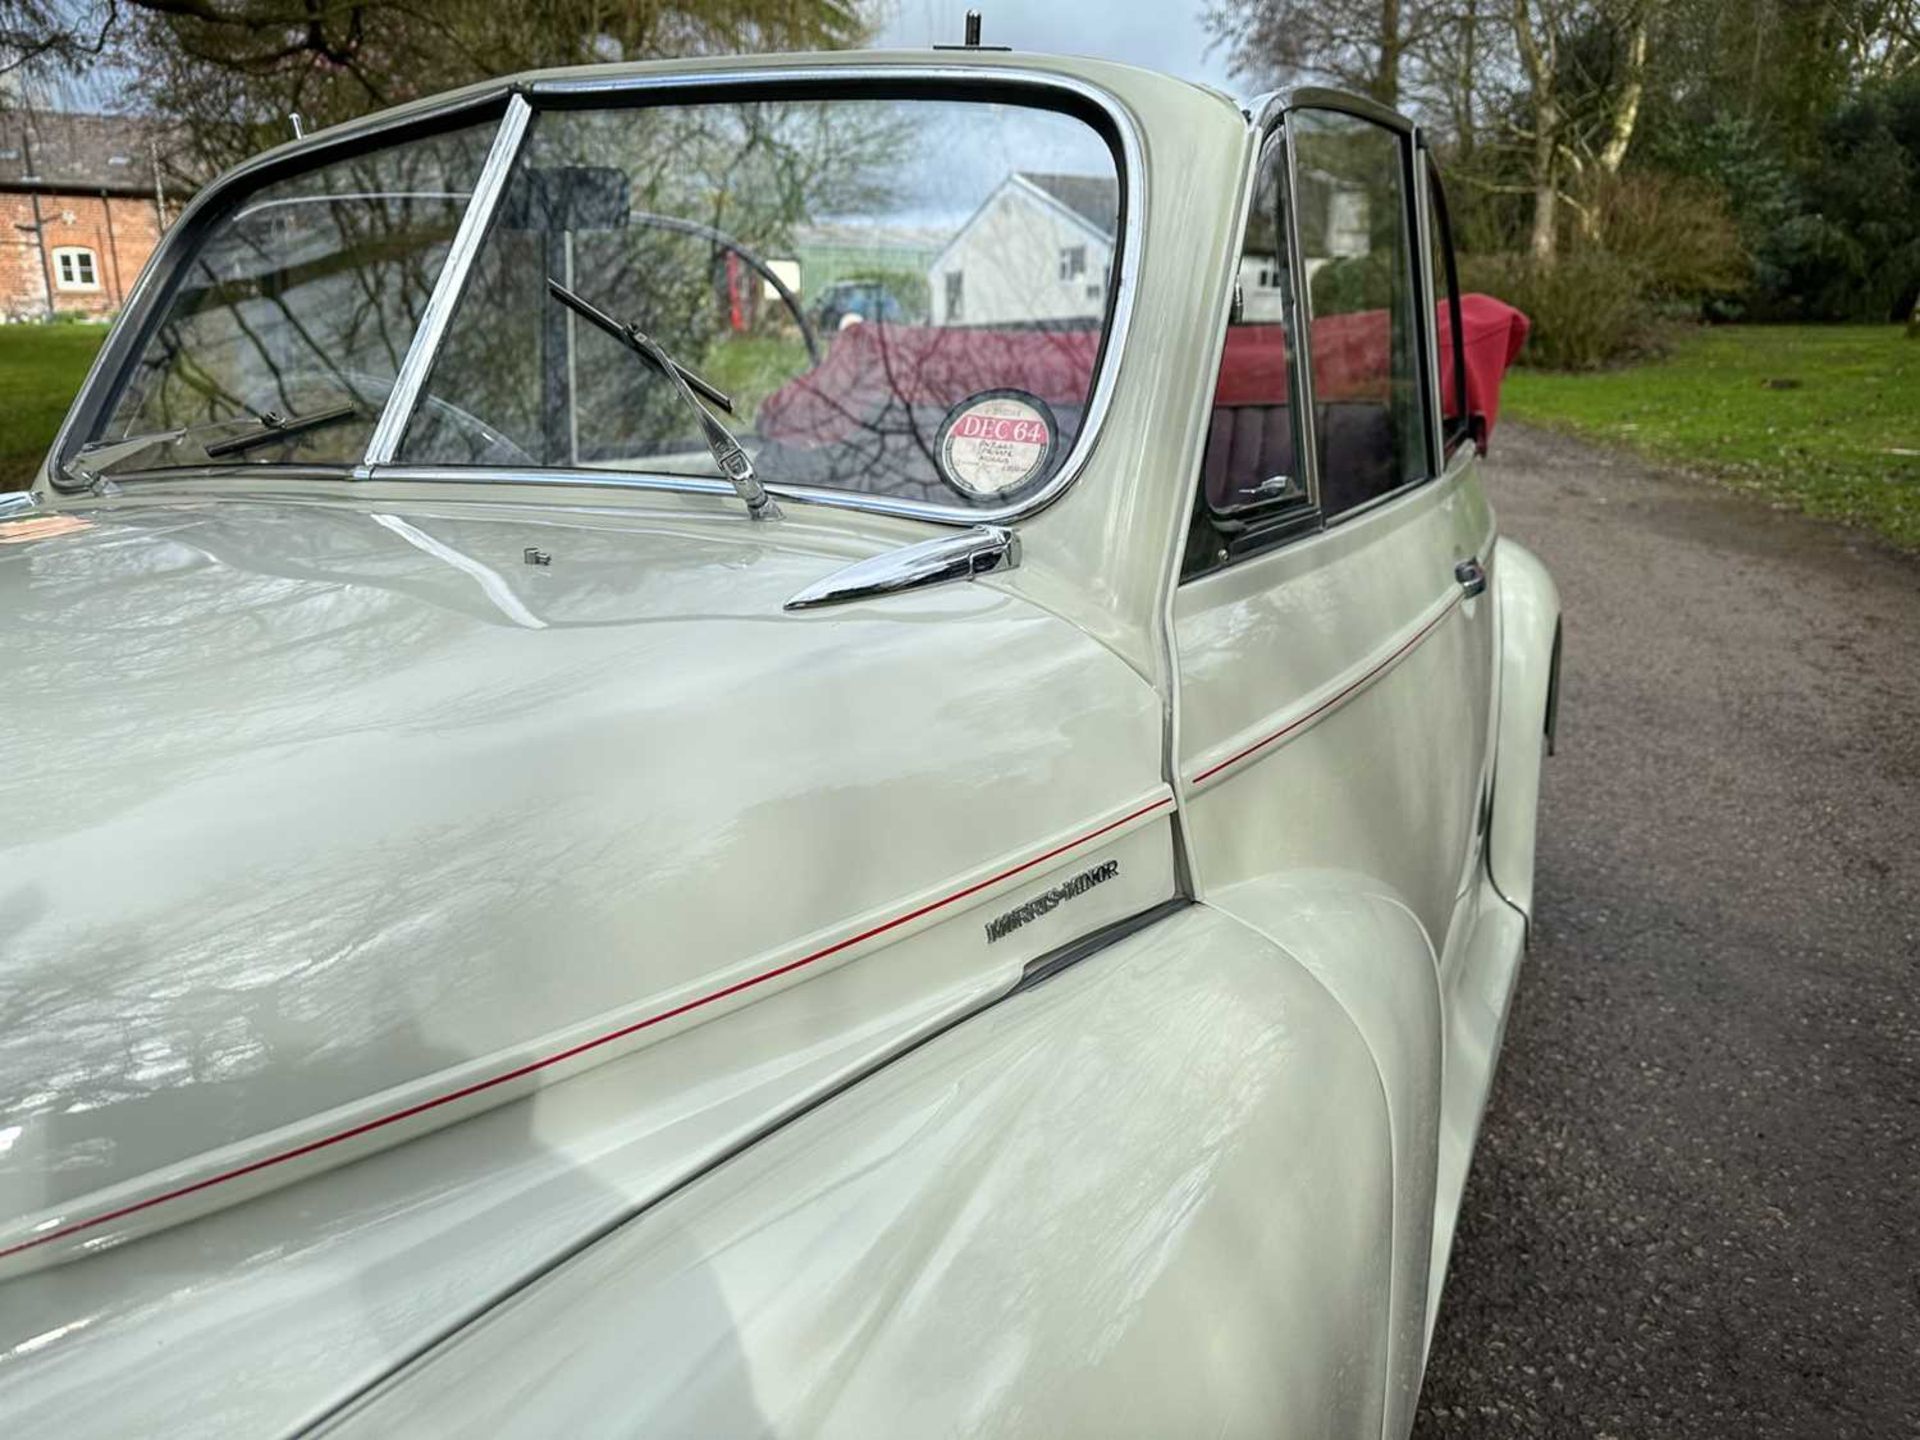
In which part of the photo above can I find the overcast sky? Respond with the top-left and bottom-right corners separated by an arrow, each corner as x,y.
39,2 -> 1245,114
872,1 -> 1242,97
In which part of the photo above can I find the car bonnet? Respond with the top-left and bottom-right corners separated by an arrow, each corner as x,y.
0,496 -> 1170,1270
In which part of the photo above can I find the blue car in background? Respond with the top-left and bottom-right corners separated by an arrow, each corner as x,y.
816,279 -> 907,329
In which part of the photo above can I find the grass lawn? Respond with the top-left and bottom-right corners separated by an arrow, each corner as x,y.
1505,325 -> 1920,550
0,323 -> 107,489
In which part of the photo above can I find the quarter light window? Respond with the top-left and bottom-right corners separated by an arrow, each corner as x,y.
401,98 -> 1122,511
1204,138 -> 1304,516
1181,134 -> 1309,581
1292,108 -> 1426,518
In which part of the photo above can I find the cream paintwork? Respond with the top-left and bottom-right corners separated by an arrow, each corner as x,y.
0,495 -> 1169,1264
321,905 -> 1398,1440
1,50 -> 1560,1440
1488,538 -> 1562,920
3,815 -> 1175,1440
1173,461 -> 1498,942
1203,872 -> 1443,1440
1171,456 -> 1502,1439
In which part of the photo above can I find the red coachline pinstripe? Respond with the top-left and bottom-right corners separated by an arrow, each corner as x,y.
1189,594 -> 1463,787
0,793 -> 1174,1265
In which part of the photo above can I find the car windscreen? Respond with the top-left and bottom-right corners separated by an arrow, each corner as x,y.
74,121 -> 499,478
399,97 -> 1123,511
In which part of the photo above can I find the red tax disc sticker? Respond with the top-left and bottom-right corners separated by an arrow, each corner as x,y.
936,390 -> 1059,501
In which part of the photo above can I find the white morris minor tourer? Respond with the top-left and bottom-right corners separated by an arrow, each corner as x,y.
1,43 -> 1560,1439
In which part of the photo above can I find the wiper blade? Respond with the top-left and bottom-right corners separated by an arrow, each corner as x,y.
67,403 -> 361,487
546,278 -> 779,521
201,402 -> 359,458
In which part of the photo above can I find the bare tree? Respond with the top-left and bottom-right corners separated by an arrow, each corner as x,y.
1594,0 -> 1647,172
1210,0 -> 1653,259
3,0 -> 875,157
1506,0 -> 1654,257
1205,0 -> 1459,107
121,0 -> 876,168
0,0 -> 117,85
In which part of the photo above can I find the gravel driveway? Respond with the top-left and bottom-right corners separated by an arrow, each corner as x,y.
1413,424 -> 1920,1438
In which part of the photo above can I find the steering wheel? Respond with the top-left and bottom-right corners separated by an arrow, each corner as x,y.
626,211 -> 823,368
239,369 -> 538,467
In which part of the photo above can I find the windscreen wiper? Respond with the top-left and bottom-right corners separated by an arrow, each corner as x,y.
546,278 -> 779,521
63,401 -> 360,489
200,402 -> 359,458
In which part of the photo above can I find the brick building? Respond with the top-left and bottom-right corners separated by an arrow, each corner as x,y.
0,111 -> 188,322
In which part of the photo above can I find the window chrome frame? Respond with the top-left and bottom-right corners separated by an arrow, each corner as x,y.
50,64 -> 1146,531
1410,128 -> 1447,478
361,93 -> 531,465
1196,120 -> 1322,527
1176,109 -> 1325,582
1251,86 -> 1417,138
1176,86 -> 1452,571
1416,135 -> 1471,460
1276,116 -> 1323,515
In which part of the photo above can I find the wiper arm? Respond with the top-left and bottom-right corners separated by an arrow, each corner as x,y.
546,278 -> 779,521
201,402 -> 359,458
66,403 -> 361,488
64,429 -> 187,489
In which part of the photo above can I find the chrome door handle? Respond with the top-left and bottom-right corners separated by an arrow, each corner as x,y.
1454,557 -> 1487,598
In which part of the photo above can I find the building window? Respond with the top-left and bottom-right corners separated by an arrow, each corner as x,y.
1058,244 -> 1087,281
53,247 -> 100,291
945,270 -> 964,323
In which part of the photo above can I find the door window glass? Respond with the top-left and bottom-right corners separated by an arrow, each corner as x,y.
1292,109 -> 1427,517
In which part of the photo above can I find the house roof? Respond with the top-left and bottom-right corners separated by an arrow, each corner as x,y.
1017,172 -> 1119,240
790,221 -> 950,253
927,169 -> 1120,278
0,111 -> 182,196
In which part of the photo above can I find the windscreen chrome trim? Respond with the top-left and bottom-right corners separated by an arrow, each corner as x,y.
360,463 -> 1073,527
403,63 -> 1145,528
45,88 -> 515,494
363,94 -> 531,466
52,63 -> 1145,530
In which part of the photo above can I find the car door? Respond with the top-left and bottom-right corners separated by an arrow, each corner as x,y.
1171,96 -> 1496,965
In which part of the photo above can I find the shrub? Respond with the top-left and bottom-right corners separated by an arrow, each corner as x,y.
1459,250 -> 1661,370
1309,250 -> 1399,314
1586,171 -> 1747,301
1744,74 -> 1920,322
